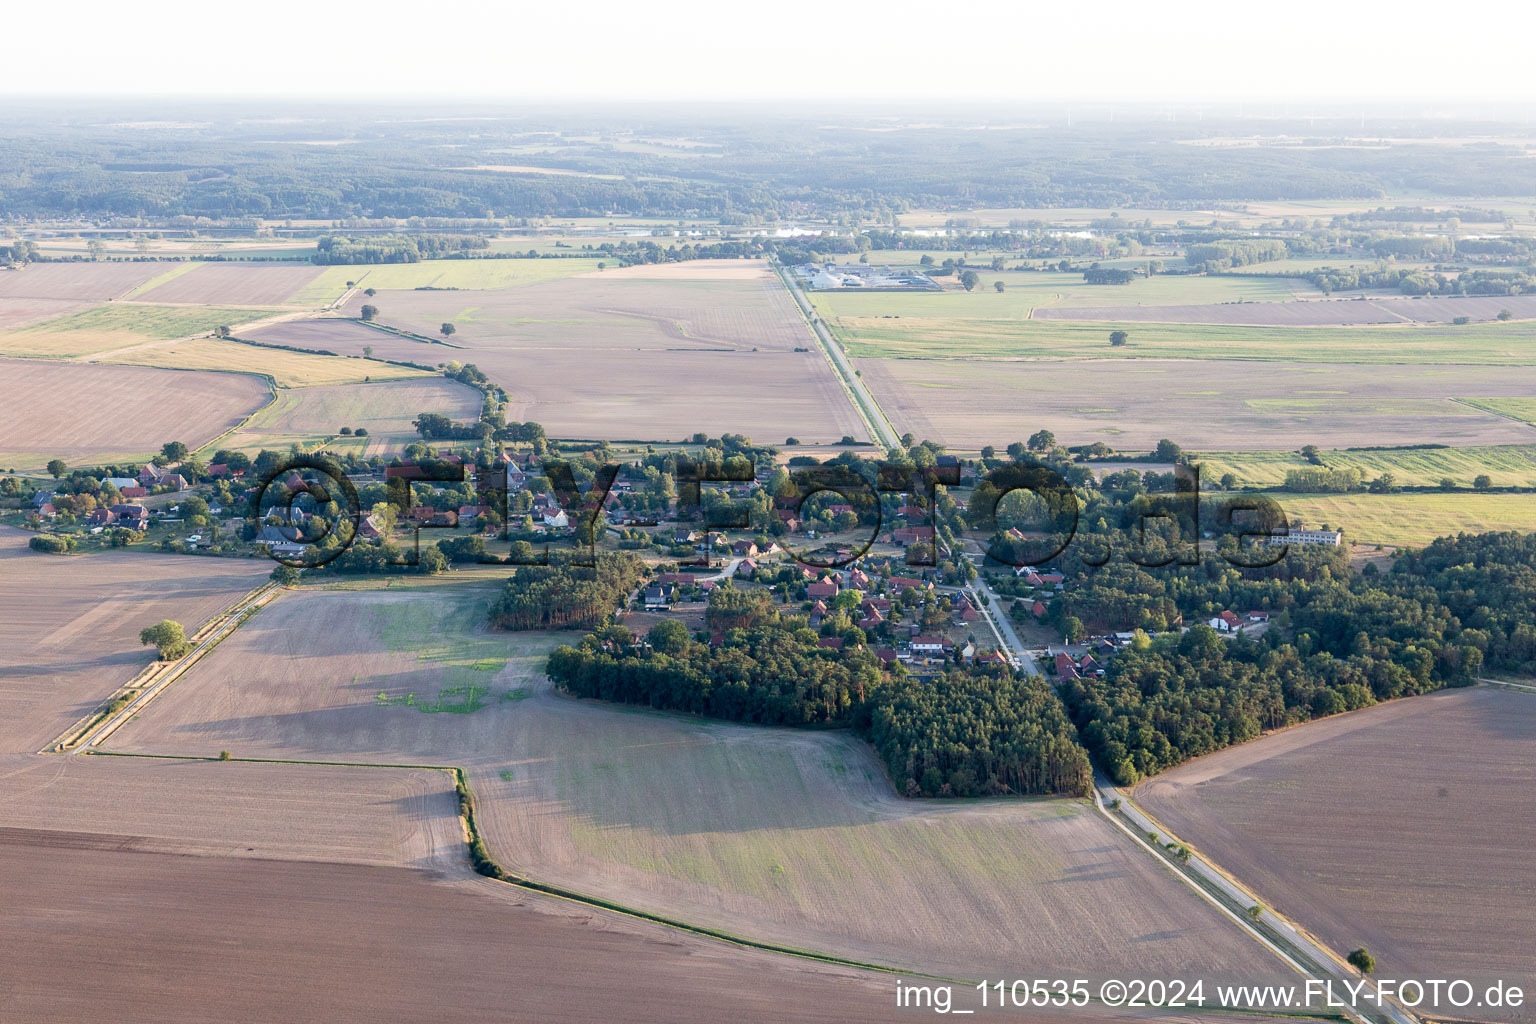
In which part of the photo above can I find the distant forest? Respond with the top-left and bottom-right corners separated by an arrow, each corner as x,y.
2,105 -> 1534,221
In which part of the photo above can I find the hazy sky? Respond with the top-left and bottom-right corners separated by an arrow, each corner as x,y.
9,0 -> 1536,102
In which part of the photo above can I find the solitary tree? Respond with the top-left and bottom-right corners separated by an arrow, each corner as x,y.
993,280 -> 1005,293
1474,474 -> 1493,490
139,620 -> 191,660
1497,309 -> 1513,321
1109,330 -> 1130,347
362,345 -> 374,359
363,287 -> 376,297
359,305 -> 379,322
440,322 -> 457,339
959,269 -> 980,291
46,459 -> 67,479
1027,429 -> 1056,451
1347,948 -> 1376,974
161,441 -> 189,463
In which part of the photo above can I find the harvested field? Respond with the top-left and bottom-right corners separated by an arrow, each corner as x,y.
1195,444 -> 1536,489
241,317 -> 456,363
0,359 -> 270,470
320,266 -> 863,441
835,316 -> 1536,364
0,526 -> 269,753
221,377 -> 484,453
0,261 -> 174,301
133,261 -> 327,306
106,584 -> 1290,986
0,296 -> 91,331
0,302 -> 278,357
0,754 -> 458,868
1269,491 -> 1536,546
98,338 -> 431,388
1032,293 -> 1536,326
0,839 -> 908,1024
492,346 -> 864,442
1137,687 -> 1536,1023
346,272 -> 809,354
859,357 -> 1536,450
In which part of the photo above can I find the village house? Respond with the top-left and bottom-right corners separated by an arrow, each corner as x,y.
642,584 -> 675,611
806,579 -> 839,600
910,635 -> 948,657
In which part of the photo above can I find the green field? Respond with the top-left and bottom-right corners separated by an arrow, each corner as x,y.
809,270 -> 1301,321
1270,492 -> 1536,546
120,262 -> 205,298
1457,397 -> 1536,425
1199,445 -> 1536,489
289,258 -> 607,305
833,316 -> 1536,364
0,303 -> 278,357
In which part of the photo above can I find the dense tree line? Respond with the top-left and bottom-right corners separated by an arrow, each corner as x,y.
6,110 -> 1536,223
868,673 -> 1092,798
1184,239 -> 1289,271
488,553 -> 644,631
546,607 -> 1092,798
313,233 -> 488,264
1306,265 -> 1534,297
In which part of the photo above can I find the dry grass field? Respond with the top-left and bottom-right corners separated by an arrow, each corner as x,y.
105,584 -> 1290,986
1195,444 -> 1536,489
290,257 -> 604,305
0,261 -> 174,301
1137,687 -> 1536,1022
0,302 -> 280,357
1269,492 -> 1536,547
0,526 -> 270,753
858,357 -> 1536,450
98,338 -> 431,387
0,358 -> 270,470
220,377 -> 484,453
133,261 -> 328,306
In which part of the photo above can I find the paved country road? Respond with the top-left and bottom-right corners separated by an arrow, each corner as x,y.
775,263 -> 899,449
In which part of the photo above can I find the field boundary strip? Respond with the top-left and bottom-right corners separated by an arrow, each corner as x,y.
47,583 -> 281,754
192,375 -> 280,457
346,316 -> 468,350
